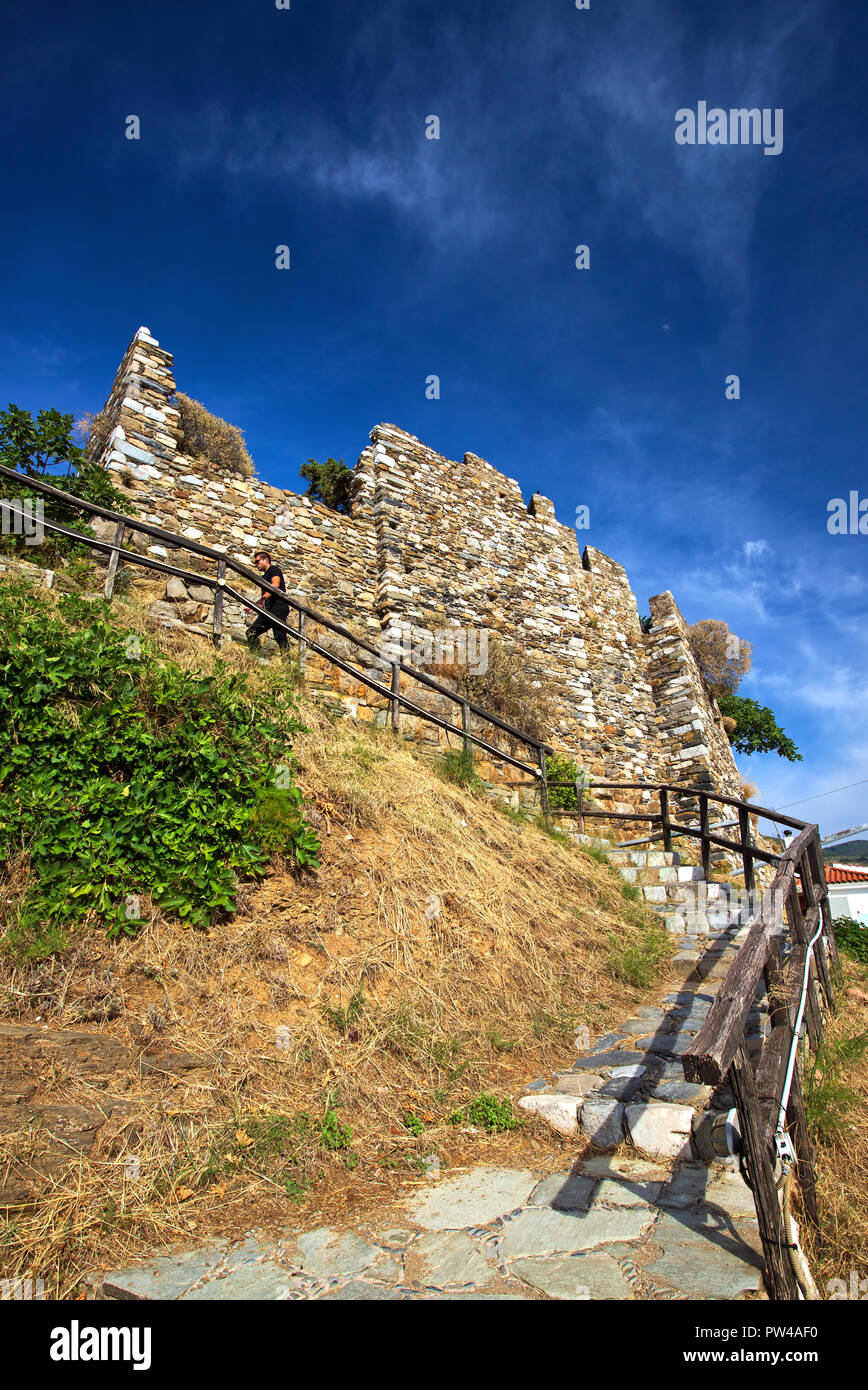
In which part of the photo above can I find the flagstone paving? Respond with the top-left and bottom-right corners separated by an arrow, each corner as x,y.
99,865 -> 770,1302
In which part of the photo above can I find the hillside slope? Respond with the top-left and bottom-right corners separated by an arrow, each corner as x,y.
0,574 -> 673,1295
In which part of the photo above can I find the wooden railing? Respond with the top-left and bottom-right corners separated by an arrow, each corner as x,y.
0,466 -> 553,783
5,471 -> 840,1296
547,777 -> 840,1300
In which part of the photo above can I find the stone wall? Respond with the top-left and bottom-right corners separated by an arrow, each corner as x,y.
646,592 -> 744,800
87,328 -> 743,804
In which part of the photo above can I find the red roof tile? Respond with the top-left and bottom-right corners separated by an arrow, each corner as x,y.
828,865 -> 868,884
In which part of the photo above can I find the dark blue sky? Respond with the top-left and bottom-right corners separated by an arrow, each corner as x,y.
2,0 -> 866,837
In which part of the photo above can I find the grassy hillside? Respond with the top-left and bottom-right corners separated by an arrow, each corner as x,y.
0,573 -> 673,1294
825,840 -> 868,865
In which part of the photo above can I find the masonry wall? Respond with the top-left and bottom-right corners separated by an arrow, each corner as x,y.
88,328 -> 743,803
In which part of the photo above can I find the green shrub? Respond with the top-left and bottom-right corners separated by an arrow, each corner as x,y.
318,1108 -> 353,1151
0,403 -> 129,564
0,583 -> 318,957
299,458 -> 355,514
545,753 -> 590,812
174,393 -> 254,478
449,1092 -> 522,1134
833,916 -> 868,965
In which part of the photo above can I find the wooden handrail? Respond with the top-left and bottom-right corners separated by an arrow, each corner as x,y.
0,466 -> 555,763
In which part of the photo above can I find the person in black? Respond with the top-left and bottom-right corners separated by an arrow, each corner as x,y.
245,551 -> 291,653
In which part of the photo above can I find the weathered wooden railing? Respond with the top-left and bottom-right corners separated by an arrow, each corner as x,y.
0,465 -> 553,784
547,776 -> 840,1300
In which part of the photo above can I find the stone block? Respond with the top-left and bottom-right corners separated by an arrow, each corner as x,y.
518,1094 -> 580,1138
580,1098 -> 625,1148
625,1103 -> 695,1160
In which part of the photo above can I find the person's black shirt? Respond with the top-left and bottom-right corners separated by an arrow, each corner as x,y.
262,564 -> 288,609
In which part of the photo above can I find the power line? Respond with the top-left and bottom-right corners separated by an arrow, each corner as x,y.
773,777 -> 868,811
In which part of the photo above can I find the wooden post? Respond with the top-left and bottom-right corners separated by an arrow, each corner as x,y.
103,521 -> 125,600
212,559 -> 225,647
659,787 -> 672,854
800,845 -> 835,1009
575,779 -> 585,835
699,793 -> 712,879
787,881 -> 821,1051
739,805 -> 755,895
461,699 -> 470,755
729,1043 -> 800,1300
391,661 -> 401,730
808,836 -> 841,979
298,611 -> 307,674
538,747 -> 550,826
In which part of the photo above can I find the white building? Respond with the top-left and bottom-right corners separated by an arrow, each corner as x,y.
826,865 -> 868,924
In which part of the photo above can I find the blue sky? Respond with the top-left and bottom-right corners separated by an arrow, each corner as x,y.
2,0 -> 866,841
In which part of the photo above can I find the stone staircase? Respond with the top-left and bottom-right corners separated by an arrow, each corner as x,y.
517,836 -> 769,1161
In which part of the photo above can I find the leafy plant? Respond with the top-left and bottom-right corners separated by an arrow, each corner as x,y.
716,693 -> 802,762
833,916 -> 868,965
0,403 -> 128,562
448,1092 -> 522,1134
403,1112 -> 424,1137
545,753 -> 590,813
318,1108 -> 353,1151
0,583 -> 318,957
299,458 -> 355,514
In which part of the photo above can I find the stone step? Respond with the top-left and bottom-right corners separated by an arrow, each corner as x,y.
606,849 -> 681,868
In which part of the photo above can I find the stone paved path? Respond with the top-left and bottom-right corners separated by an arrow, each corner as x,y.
100,901 -> 768,1301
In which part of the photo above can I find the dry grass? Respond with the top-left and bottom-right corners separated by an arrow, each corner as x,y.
174,393 -> 254,479
799,958 -> 868,1294
0,597 -> 674,1296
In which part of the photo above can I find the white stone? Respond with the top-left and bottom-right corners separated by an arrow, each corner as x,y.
625,1104 -> 695,1160
518,1094 -> 580,1137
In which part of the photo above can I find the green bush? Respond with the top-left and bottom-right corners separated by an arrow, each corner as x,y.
0,583 -> 318,957
0,403 -> 128,564
449,1092 -> 522,1134
299,458 -> 355,513
833,915 -> 868,964
545,753 -> 590,812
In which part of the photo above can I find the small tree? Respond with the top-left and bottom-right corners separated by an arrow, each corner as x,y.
687,618 -> 753,698
299,458 -> 355,514
0,403 -> 126,557
174,393 -> 254,478
716,693 -> 802,761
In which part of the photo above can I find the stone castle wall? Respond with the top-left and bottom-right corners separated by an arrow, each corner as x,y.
87,328 -> 743,802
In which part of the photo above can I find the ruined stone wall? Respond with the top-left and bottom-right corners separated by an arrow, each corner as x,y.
88,329 -> 743,802
646,592 -> 744,799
